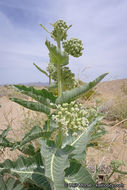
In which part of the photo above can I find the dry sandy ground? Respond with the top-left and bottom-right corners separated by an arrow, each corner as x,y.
0,79 -> 127,187
0,95 -> 46,161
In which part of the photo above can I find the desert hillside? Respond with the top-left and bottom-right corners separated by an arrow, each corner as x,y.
96,78 -> 127,97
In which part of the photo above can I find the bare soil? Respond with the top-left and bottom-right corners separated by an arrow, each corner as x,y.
0,79 -> 127,187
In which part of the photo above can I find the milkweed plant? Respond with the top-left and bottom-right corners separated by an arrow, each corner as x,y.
0,20 -> 113,190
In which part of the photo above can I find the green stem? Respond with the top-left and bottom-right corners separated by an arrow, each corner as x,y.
47,119 -> 50,132
49,75 -> 51,86
115,169 -> 127,175
57,127 -> 64,149
57,40 -> 62,97
106,170 -> 115,183
106,169 -> 127,183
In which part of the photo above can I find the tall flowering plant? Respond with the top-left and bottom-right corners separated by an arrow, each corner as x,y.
0,20 -> 108,189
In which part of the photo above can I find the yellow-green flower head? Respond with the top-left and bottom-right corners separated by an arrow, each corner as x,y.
51,20 -> 70,41
62,38 -> 84,57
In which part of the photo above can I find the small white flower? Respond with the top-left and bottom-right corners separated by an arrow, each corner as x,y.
60,107 -> 64,111
81,110 -> 87,115
75,108 -> 80,112
70,101 -> 75,106
65,110 -> 69,114
71,108 -> 75,112
58,111 -> 62,115
72,132 -> 78,137
57,105 -> 61,109
74,104 -> 78,108
62,103 -> 68,107
67,112 -> 71,116
77,121 -> 81,125
78,125 -> 83,130
71,121 -> 75,125
52,115 -> 55,119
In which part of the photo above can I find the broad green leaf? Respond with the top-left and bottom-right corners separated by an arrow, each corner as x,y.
40,139 -> 70,190
12,126 -> 51,155
45,39 -> 69,66
0,176 -> 27,190
65,160 -> 97,190
10,98 -> 50,115
0,137 -> 14,148
65,160 -> 107,190
33,63 -> 49,77
56,73 -> 108,104
71,117 -> 103,156
40,138 -> 104,190
0,127 -> 35,156
0,126 -> 51,156
1,126 -> 10,138
0,127 -> 14,148
18,144 -> 36,156
0,175 -> 6,190
13,85 -> 57,105
0,127 -> 36,156
18,126 -> 51,147
0,152 -> 52,190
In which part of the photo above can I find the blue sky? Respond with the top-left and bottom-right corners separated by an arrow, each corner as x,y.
0,0 -> 127,84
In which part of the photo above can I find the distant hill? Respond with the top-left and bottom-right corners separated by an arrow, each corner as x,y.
96,78 -> 127,97
22,82 -> 49,86
0,82 -> 49,87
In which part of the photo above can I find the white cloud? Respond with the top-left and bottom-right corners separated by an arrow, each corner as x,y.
0,0 -> 127,84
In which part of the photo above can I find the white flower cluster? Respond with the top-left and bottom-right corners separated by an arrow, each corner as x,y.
46,62 -> 56,74
62,38 -> 84,57
52,101 -> 89,137
51,20 -> 68,41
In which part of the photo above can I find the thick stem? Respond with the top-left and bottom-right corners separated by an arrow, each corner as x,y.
57,40 -> 62,97
57,127 -> 64,149
56,40 -> 63,147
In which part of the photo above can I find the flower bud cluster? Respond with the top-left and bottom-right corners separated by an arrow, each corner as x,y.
62,38 -> 84,57
52,101 -> 89,137
46,62 -> 56,74
51,20 -> 68,41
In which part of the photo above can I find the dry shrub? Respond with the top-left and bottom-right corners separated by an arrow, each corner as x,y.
100,95 -> 127,127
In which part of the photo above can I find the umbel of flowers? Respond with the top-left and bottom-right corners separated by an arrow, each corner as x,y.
62,38 -> 84,57
50,20 -> 70,41
52,101 -> 89,136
